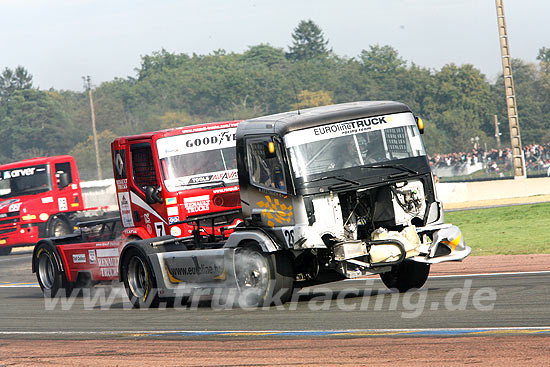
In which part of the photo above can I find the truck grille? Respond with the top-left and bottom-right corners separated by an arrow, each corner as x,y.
0,227 -> 16,235
0,212 -> 20,227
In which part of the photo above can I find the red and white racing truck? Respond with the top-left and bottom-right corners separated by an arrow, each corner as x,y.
32,121 -> 242,295
0,155 -> 109,256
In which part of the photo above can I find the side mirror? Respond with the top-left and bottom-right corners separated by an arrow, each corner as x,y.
415,116 -> 424,134
57,172 -> 70,190
145,186 -> 163,204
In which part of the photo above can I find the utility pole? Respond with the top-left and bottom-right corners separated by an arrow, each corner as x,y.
83,76 -> 102,180
495,0 -> 526,178
494,114 -> 501,149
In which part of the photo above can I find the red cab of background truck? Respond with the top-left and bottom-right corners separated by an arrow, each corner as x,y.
0,155 -> 84,255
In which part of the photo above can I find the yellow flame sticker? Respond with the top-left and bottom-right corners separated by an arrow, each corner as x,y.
256,195 -> 293,228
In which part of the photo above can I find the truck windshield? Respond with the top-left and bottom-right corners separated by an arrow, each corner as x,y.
284,112 -> 426,179
0,164 -> 51,198
156,128 -> 238,192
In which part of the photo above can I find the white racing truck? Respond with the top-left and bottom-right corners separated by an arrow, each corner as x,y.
119,101 -> 471,307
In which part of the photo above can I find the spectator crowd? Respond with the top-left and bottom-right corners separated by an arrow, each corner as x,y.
428,143 -> 550,177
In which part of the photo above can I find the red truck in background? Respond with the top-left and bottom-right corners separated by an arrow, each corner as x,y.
0,155 -> 94,256
33,120 -> 243,296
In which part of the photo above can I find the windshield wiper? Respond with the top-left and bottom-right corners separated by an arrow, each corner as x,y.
176,180 -> 227,189
361,164 -> 418,175
308,175 -> 360,185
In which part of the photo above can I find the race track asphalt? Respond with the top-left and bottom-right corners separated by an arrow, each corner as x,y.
0,249 -> 548,339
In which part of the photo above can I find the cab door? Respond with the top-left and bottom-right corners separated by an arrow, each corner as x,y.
127,141 -> 167,238
243,136 -> 295,230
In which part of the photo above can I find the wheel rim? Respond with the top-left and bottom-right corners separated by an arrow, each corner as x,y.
52,220 -> 69,237
38,252 -> 55,289
235,251 -> 269,293
127,256 -> 149,300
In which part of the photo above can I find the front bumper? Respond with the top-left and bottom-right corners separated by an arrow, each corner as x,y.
411,224 -> 471,264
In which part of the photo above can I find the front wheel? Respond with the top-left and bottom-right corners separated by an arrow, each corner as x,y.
34,243 -> 73,297
380,261 -> 430,292
48,216 -> 72,238
234,247 -> 293,307
120,248 -> 159,308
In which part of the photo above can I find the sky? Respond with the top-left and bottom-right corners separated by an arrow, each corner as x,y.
1,0 -> 549,91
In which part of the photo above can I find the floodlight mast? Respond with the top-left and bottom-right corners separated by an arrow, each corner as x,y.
495,0 -> 526,179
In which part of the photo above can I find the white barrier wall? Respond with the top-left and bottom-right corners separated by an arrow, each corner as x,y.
436,177 -> 550,204
80,179 -> 117,210
80,176 -> 550,210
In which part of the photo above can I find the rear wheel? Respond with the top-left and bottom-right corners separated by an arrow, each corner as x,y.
235,246 -> 293,307
380,260 -> 430,292
34,243 -> 73,297
48,216 -> 72,238
121,248 -> 159,308
0,247 -> 12,256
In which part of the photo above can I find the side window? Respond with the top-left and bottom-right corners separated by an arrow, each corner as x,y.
247,138 -> 286,192
55,162 -> 73,189
130,143 -> 158,192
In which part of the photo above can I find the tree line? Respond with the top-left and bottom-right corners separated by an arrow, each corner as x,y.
1,20 -> 549,179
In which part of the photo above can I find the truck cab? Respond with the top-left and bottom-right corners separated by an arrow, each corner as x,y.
0,155 -> 82,255
236,101 -> 470,288
112,120 -> 242,241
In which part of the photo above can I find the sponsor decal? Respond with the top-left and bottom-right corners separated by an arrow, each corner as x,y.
88,250 -> 96,264
256,195 -> 293,228
2,167 -> 36,179
284,112 -> 415,147
170,226 -> 182,237
147,224 -> 153,234
143,213 -> 151,224
116,179 -> 128,190
184,195 -> 210,213
71,184 -> 78,190
72,254 -> 86,264
96,248 -> 118,257
41,197 -> 54,204
168,216 -> 180,224
166,197 -> 177,205
0,199 -> 19,210
186,170 -> 238,184
114,151 -> 125,178
213,185 -> 239,194
97,256 -> 119,267
0,239 -> 6,245
118,192 -> 134,227
167,206 -> 179,216
157,127 -> 237,159
100,267 -> 118,277
8,202 -> 21,212
70,203 -> 79,207
58,197 -> 68,211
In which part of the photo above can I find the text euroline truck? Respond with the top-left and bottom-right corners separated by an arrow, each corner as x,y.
118,101 -> 471,308
32,121 -> 242,296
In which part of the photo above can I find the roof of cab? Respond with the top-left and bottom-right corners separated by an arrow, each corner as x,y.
237,101 -> 412,137
0,155 -> 75,170
114,120 -> 241,144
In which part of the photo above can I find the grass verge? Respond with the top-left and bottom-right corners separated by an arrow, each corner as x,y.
445,202 -> 550,255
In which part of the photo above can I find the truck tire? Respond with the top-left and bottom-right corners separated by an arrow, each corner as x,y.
34,242 -> 73,297
120,248 -> 159,308
379,260 -> 430,293
48,216 -> 72,238
235,246 -> 293,307
0,247 -> 12,256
